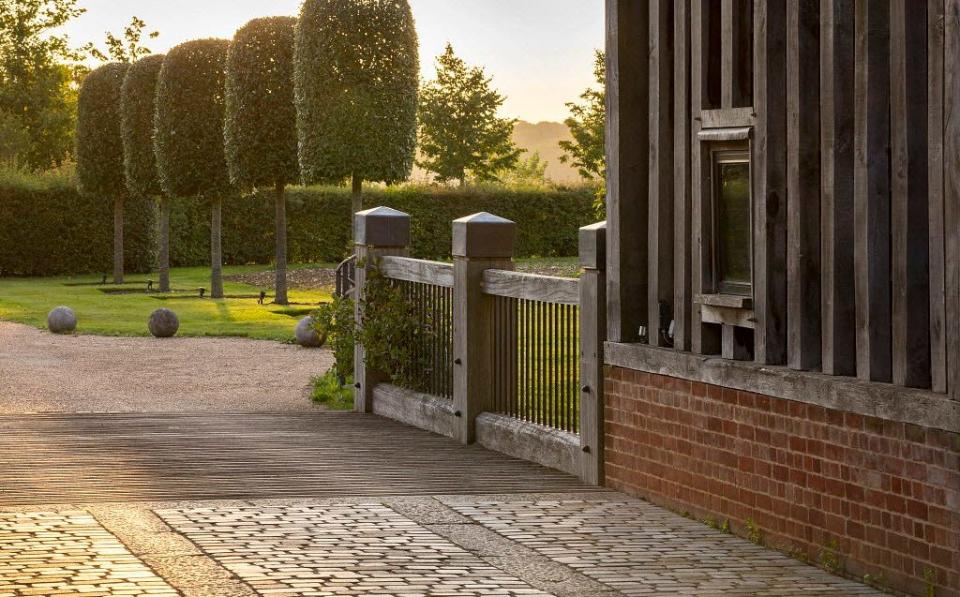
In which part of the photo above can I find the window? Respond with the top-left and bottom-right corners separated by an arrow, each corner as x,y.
711,148 -> 752,295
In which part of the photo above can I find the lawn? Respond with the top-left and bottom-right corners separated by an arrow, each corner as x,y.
0,264 -> 334,341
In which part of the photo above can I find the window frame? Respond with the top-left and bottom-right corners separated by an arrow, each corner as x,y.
708,144 -> 753,297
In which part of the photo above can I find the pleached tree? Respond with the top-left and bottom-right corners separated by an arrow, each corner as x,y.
76,62 -> 130,284
225,17 -> 298,305
154,39 -> 232,298
294,0 -> 419,226
120,54 -> 169,291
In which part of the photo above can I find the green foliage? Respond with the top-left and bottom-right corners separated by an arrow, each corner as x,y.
225,17 -> 298,190
744,518 -> 763,545
357,265 -> 435,389
75,62 -> 129,198
88,16 -> 159,63
0,0 -> 86,170
0,167 -> 156,276
0,171 -> 596,274
310,371 -> 354,410
120,54 -> 164,198
0,111 -> 29,164
418,44 -> 520,186
311,295 -> 355,380
154,39 -> 232,198
923,567 -> 936,597
818,538 -> 844,575
496,152 -> 549,188
295,0 -> 419,185
559,50 -> 606,180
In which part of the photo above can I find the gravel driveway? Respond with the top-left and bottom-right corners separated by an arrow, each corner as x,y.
0,321 -> 333,414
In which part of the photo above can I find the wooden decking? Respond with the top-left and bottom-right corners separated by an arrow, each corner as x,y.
0,412 -> 592,505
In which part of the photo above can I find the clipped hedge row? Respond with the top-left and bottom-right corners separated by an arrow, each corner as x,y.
0,174 -> 157,277
0,177 -> 597,276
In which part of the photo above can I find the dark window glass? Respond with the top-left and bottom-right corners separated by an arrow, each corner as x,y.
715,154 -> 751,294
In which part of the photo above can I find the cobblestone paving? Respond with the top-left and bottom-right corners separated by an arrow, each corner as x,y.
444,498 -> 883,597
157,503 -> 552,596
0,511 -> 177,596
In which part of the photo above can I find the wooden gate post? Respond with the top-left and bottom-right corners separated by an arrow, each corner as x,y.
452,213 -> 516,444
353,207 -> 411,413
579,221 -> 607,485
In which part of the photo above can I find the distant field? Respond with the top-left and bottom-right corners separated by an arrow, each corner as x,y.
0,264 -> 334,341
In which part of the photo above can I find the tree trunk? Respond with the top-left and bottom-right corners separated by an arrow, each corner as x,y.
351,173 -> 362,242
158,197 -> 171,293
113,195 -> 124,284
210,196 -> 224,299
274,181 -> 288,305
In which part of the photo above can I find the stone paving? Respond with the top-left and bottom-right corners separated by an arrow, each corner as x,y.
0,495 -> 887,596
0,511 -> 177,596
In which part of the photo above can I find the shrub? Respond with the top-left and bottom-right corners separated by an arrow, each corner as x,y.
225,16 -> 298,304
120,54 -> 164,198
295,0 -> 419,200
76,62 -> 130,283
155,39 -> 233,297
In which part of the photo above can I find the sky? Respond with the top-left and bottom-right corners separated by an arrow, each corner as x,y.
55,0 -> 605,123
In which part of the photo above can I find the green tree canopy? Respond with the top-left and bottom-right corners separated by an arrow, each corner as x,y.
76,62 -> 129,198
120,54 -> 163,197
559,50 -> 605,180
418,44 -> 520,186
225,16 -> 298,190
89,16 -> 159,63
0,0 -> 87,170
294,0 -> 419,186
154,39 -> 232,198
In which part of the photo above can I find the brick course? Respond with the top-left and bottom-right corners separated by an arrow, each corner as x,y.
604,366 -> 960,597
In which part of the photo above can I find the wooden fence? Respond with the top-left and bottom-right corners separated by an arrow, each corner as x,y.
351,207 -> 607,484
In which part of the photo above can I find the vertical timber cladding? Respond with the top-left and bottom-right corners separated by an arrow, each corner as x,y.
928,0 -> 947,394
821,0 -> 857,378
673,1 -> 693,352
853,0 -> 892,383
890,0 -> 932,389
945,0 -> 960,400
605,0 -> 649,344
753,0 -> 789,365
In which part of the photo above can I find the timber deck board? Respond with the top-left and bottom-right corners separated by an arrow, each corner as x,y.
0,412 -> 592,505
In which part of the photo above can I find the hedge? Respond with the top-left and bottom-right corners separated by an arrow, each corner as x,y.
0,176 -> 597,276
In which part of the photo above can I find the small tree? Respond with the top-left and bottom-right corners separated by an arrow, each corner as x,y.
295,0 -> 419,223
559,50 -> 605,181
121,54 -> 168,291
154,39 -> 232,298
88,16 -> 159,63
418,44 -> 520,186
225,17 -> 298,305
76,62 -> 129,283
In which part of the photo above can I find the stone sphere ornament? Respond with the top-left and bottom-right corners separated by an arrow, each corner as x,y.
295,316 -> 326,348
47,306 -> 77,334
148,308 -> 180,338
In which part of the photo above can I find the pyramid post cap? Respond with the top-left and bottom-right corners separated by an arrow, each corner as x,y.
452,212 -> 516,258
355,206 -> 411,247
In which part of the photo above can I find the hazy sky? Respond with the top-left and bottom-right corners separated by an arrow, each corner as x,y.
55,0 -> 604,123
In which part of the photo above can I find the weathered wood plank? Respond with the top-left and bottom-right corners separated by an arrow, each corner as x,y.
853,0 -> 892,383
721,0 -> 735,108
691,0 -> 721,355
820,0 -> 857,377
605,0 -> 650,343
379,256 -> 455,288
673,0 -> 693,352
787,0 -> 822,371
890,0 -> 932,388
648,0 -> 674,347
945,0 -> 960,399
928,0 -> 947,393
700,107 -> 756,128
753,0 -> 789,365
482,270 -> 579,305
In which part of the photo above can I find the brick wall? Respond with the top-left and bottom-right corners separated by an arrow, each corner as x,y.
604,366 -> 960,597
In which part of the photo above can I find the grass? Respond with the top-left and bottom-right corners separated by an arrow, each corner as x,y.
310,371 -> 354,410
0,263 -> 334,341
